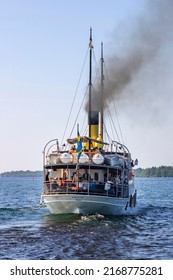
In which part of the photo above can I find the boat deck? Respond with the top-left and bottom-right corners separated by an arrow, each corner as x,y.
43,181 -> 129,198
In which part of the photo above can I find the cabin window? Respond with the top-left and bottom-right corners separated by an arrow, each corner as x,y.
94,172 -> 98,181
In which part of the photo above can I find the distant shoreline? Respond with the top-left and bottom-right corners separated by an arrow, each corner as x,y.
1,166 -> 173,177
0,170 -> 43,177
133,166 -> 173,177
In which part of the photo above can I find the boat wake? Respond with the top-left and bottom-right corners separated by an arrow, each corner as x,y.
80,213 -> 105,222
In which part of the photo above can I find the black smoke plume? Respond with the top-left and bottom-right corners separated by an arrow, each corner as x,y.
86,0 -> 173,115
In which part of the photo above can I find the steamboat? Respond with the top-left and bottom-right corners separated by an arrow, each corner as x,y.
41,29 -> 138,215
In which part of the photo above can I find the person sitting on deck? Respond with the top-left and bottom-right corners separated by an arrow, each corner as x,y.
59,177 -> 66,187
50,180 -> 58,191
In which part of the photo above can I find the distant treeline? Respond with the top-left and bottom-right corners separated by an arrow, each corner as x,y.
133,166 -> 173,177
0,170 -> 43,177
1,166 -> 173,178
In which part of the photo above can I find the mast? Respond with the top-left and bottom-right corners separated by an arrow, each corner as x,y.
88,28 -> 93,150
100,42 -> 104,139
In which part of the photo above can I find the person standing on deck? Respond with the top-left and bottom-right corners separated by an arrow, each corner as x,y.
82,169 -> 91,181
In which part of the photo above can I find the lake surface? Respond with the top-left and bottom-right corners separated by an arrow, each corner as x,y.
0,177 -> 173,260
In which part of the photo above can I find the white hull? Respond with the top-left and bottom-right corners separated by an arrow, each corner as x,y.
42,194 -> 136,215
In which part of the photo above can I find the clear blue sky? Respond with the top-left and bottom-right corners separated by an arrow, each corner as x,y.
0,0 -> 173,172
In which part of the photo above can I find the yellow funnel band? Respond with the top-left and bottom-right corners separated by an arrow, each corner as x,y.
84,125 -> 99,149
91,124 -> 98,139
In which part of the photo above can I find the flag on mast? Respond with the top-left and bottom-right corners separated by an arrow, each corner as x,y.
76,125 -> 82,159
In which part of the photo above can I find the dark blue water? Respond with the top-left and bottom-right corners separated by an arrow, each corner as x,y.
0,176 -> 173,260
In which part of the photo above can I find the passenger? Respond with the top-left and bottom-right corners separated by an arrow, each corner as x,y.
135,159 -> 138,165
50,179 -> 58,191
82,169 -> 91,181
63,169 -> 67,180
69,145 -> 76,154
49,167 -> 58,181
59,177 -> 66,187
124,175 -> 128,184
107,172 -> 113,182
115,175 -> 120,185
129,170 -> 133,180
73,170 -> 82,182
83,145 -> 87,152
45,171 -> 50,194
95,134 -> 103,149
45,171 -> 50,182
49,167 -> 58,190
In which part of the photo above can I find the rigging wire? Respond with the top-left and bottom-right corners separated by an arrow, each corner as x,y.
81,112 -> 87,135
68,84 -> 89,140
60,47 -> 89,146
107,106 -> 118,141
93,50 -> 101,85
102,120 -> 114,145
103,62 -> 124,144
100,89 -> 121,143
112,99 -> 124,144
91,49 -> 124,144
107,100 -> 121,142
